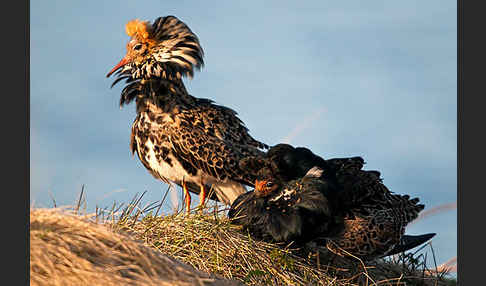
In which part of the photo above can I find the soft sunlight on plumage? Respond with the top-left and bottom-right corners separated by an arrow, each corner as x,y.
107,15 -> 268,212
125,19 -> 152,40
231,144 -> 435,260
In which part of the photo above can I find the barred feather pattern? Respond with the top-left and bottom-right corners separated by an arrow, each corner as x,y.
326,192 -> 425,260
310,156 -> 426,259
112,15 -> 204,106
108,15 -> 268,205
127,81 -> 267,204
231,144 -> 427,260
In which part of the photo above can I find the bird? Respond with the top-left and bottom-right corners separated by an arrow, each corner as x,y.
229,144 -> 435,261
106,16 -> 268,212
228,166 -> 343,244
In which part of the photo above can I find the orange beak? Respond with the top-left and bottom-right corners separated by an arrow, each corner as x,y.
106,56 -> 129,78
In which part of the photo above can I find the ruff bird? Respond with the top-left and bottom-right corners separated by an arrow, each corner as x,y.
229,144 -> 435,260
107,16 -> 268,212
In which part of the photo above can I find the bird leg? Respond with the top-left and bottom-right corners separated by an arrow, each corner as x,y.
199,184 -> 207,208
182,180 -> 191,213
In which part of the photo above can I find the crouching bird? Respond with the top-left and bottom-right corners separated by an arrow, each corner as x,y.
107,16 -> 268,212
229,144 -> 435,261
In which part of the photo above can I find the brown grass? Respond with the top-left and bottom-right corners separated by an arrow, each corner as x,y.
30,207 -> 242,286
30,190 -> 457,286
107,203 -> 456,286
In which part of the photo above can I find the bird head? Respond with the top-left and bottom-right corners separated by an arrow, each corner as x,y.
254,178 -> 280,198
107,16 -> 204,89
253,166 -> 285,197
239,155 -> 287,197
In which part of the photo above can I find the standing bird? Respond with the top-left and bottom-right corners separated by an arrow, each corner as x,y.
230,144 -> 435,260
106,16 -> 268,212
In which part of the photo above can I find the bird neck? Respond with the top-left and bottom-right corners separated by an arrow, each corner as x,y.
134,77 -> 197,113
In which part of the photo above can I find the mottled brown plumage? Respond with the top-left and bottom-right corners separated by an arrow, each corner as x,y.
230,144 -> 434,260
326,191 -> 428,260
107,16 -> 268,208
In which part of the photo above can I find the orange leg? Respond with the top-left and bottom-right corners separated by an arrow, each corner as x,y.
182,181 -> 191,213
199,184 -> 207,208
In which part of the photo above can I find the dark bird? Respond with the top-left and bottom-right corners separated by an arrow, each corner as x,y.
228,167 -> 342,244
106,16 -> 268,212
229,144 -> 435,260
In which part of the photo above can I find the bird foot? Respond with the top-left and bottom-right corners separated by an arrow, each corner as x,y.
198,184 -> 207,211
182,180 -> 191,214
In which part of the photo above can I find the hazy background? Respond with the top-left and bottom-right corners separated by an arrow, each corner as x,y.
30,0 -> 457,273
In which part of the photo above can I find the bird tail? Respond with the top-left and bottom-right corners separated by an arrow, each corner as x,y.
385,233 -> 436,257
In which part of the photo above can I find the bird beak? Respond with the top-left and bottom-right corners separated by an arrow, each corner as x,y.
106,56 -> 129,78
254,180 -> 265,192
254,180 -> 268,198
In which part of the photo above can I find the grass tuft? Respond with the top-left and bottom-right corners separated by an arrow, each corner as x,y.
30,207 -> 242,286
103,192 -> 457,286
30,190 -> 457,286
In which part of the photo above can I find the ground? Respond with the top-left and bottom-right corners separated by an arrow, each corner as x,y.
30,195 -> 457,286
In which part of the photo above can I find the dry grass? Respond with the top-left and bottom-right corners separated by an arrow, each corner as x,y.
104,192 -> 456,286
30,207 -> 242,286
30,190 -> 457,286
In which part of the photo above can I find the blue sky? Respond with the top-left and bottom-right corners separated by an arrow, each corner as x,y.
30,0 -> 456,272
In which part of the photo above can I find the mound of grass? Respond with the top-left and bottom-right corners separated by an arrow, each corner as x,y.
30,207 -> 242,286
101,192 -> 456,286
30,190 -> 457,285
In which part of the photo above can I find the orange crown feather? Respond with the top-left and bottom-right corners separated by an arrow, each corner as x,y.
125,19 -> 154,43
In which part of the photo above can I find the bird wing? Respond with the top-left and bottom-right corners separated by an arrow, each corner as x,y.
167,101 -> 267,186
323,157 -> 386,206
326,156 -> 425,223
194,98 -> 268,150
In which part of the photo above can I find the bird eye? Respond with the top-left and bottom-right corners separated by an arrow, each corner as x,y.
133,44 -> 143,51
